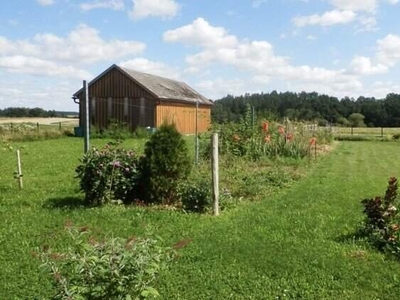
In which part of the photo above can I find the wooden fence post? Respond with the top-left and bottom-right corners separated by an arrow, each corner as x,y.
381,127 -> 383,138
351,126 -> 353,136
211,133 -> 220,216
37,122 -> 40,133
16,150 -> 23,189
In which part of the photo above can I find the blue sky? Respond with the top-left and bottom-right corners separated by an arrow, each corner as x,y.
1,0 -> 400,111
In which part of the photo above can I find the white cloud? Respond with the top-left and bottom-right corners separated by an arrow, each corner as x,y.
364,81 -> 400,98
295,0 -> 398,31
252,0 -> 267,8
292,10 -> 356,27
356,15 -> 378,32
37,0 -> 55,6
195,78 -> 247,99
165,18 -> 363,97
350,56 -> 388,75
163,18 -> 238,48
0,76 -> 82,110
330,0 -> 377,12
119,58 -> 181,79
0,24 -> 145,80
129,0 -> 180,20
377,34 -> 400,66
80,0 -> 125,11
0,55 -> 91,78
306,35 -> 317,40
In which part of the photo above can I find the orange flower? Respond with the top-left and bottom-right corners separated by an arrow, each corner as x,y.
262,122 -> 269,132
264,134 -> 271,143
232,134 -> 241,142
278,126 -> 285,135
309,137 -> 316,146
286,133 -> 294,141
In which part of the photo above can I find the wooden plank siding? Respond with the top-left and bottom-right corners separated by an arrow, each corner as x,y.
156,102 -> 211,134
77,67 -> 156,129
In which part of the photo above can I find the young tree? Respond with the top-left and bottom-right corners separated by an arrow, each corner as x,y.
139,122 -> 191,205
348,113 -> 366,127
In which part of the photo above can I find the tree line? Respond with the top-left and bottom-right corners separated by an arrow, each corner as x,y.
212,91 -> 400,127
0,107 -> 78,118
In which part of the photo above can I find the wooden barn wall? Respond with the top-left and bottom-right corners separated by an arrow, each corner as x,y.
89,97 -> 155,130
156,102 -> 211,134
77,68 -> 156,129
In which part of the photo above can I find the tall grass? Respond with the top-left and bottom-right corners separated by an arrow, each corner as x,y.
0,123 -> 74,142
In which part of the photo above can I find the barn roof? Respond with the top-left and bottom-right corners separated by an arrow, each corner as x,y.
73,64 -> 213,106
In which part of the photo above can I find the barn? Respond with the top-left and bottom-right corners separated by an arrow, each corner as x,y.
72,64 -> 213,134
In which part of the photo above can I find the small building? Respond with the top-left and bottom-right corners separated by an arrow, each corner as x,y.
72,64 -> 213,134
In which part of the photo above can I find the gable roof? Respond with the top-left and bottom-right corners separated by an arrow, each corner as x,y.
73,64 -> 213,106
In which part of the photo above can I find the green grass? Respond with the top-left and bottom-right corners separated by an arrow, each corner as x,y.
1,138 -> 400,299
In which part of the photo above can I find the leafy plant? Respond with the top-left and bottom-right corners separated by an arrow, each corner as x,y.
361,177 -> 400,253
179,180 -> 211,213
75,143 -> 140,206
38,226 -> 172,299
392,133 -> 400,141
139,122 -> 191,205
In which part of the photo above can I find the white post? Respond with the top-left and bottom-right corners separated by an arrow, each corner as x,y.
83,80 -> 90,153
211,133 -> 219,216
16,150 -> 23,189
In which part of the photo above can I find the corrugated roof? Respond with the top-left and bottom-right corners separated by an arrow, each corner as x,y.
118,66 -> 213,105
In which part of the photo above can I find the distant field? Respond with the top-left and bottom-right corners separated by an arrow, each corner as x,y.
0,117 -> 79,126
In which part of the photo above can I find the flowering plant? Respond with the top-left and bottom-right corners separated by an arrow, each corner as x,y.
361,177 -> 400,255
75,142 -> 140,206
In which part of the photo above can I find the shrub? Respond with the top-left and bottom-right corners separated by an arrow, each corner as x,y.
392,133 -> 400,141
361,177 -> 400,254
219,187 -> 242,211
38,226 -> 172,299
75,143 -> 140,206
139,123 -> 191,205
133,127 -> 152,139
179,180 -> 211,213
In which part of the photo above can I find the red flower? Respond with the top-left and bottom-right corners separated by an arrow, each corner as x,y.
286,133 -> 294,141
264,134 -> 271,143
232,134 -> 241,142
309,137 -> 316,146
278,126 -> 285,135
262,122 -> 269,132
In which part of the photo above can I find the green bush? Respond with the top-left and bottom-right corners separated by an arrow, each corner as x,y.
335,135 -> 392,141
361,177 -> 400,256
179,180 -> 211,213
38,226 -> 172,299
392,133 -> 400,141
139,123 -> 191,205
133,127 -> 152,139
75,143 -> 140,206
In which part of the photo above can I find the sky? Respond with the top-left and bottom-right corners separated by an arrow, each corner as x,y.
1,0 -> 400,111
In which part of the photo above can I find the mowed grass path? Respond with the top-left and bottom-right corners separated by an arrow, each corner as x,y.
1,139 -> 400,299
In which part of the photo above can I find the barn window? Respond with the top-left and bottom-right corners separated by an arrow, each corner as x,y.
107,97 -> 113,117
91,97 -> 96,116
124,97 -> 128,117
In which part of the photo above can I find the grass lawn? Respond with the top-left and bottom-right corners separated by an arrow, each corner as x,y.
1,138 -> 400,299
